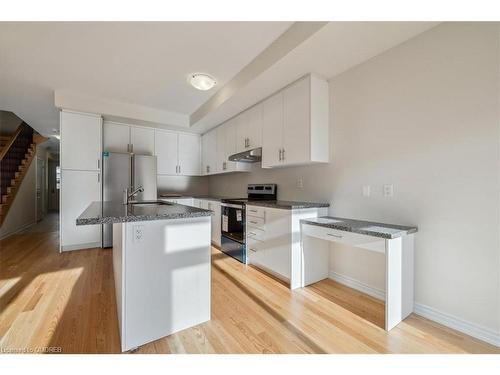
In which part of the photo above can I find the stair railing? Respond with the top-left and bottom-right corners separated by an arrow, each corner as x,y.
0,122 -> 34,198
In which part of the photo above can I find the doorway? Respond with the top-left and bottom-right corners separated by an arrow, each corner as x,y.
48,159 -> 60,212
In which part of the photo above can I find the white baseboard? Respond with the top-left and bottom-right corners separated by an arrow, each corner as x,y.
329,270 -> 500,348
60,241 -> 102,252
329,271 -> 385,301
414,303 -> 500,348
0,221 -> 36,240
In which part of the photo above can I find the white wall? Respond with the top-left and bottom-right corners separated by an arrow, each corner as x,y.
0,159 -> 36,238
208,23 -> 500,338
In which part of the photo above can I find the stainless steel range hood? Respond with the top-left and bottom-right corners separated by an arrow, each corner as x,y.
228,147 -> 262,163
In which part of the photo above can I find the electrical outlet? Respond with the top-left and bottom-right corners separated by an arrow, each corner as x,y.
133,225 -> 144,243
383,184 -> 394,198
362,185 -> 371,197
297,177 -> 304,189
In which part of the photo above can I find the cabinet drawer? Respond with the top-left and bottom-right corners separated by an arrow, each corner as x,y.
301,223 -> 383,251
247,227 -> 265,242
246,206 -> 265,219
247,237 -> 264,252
247,216 -> 265,230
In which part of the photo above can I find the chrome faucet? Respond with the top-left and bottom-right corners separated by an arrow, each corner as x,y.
123,186 -> 144,205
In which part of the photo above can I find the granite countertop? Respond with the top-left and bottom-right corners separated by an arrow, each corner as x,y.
245,200 -> 330,210
301,216 -> 417,239
76,201 -> 212,225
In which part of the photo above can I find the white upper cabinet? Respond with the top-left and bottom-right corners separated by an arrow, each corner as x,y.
201,74 -> 329,174
201,129 -> 217,175
262,74 -> 329,168
261,92 -> 284,168
216,124 -> 226,173
155,130 -> 178,175
60,111 -> 102,171
103,122 -> 130,153
236,104 -> 263,153
130,126 -> 154,155
178,133 -> 201,176
103,122 -> 154,155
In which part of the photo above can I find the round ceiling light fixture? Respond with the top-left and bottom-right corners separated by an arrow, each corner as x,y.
188,73 -> 217,91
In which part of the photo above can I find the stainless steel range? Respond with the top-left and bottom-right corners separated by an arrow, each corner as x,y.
220,184 -> 277,264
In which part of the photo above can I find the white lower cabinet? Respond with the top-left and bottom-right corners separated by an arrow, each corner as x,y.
199,199 -> 221,247
60,170 -> 101,251
247,205 -> 328,286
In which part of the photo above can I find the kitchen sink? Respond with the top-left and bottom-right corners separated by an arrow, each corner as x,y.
128,201 -> 174,206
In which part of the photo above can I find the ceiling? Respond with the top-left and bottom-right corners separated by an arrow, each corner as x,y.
0,21 -> 292,135
0,21 -> 439,136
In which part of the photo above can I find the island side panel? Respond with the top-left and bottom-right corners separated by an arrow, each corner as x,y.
112,223 -> 126,351
123,216 -> 211,351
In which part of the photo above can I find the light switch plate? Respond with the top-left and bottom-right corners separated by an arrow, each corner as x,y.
362,185 -> 371,197
383,184 -> 394,198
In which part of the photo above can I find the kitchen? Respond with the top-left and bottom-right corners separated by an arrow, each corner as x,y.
1,18 -> 499,366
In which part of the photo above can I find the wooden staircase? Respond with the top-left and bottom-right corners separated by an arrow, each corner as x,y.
0,123 -> 37,226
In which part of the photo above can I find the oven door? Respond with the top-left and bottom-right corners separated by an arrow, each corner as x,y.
221,203 -> 245,243
221,203 -> 246,263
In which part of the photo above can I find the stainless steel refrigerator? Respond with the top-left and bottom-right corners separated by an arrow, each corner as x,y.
102,152 -> 157,247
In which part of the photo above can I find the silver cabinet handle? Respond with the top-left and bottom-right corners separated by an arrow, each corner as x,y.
249,220 -> 258,224
178,165 -> 181,174
97,159 -> 100,169
97,173 -> 100,183
278,149 -> 282,161
282,148 -> 285,161
327,233 -> 343,239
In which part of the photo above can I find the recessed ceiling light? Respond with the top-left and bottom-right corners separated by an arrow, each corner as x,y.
188,73 -> 217,91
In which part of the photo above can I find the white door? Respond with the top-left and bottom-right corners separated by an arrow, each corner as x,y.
155,130 -> 178,175
235,112 -> 248,153
36,157 -> 45,221
283,76 -> 310,165
60,111 -> 102,171
60,170 -> 101,250
261,92 -> 283,168
130,127 -> 155,155
103,122 -> 130,153
178,133 -> 201,176
215,125 -> 226,173
246,103 -> 263,149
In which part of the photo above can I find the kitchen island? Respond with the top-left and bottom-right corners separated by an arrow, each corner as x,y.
77,201 -> 212,352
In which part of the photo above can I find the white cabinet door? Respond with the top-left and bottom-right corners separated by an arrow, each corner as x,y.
216,125 -> 226,173
178,133 -> 201,176
224,119 -> 239,172
208,200 -> 221,247
259,207 -> 291,279
60,170 -> 101,250
131,126 -> 155,155
201,129 -> 217,175
60,111 -> 102,171
246,103 -> 263,149
103,122 -> 130,153
235,112 -> 248,154
155,130 -> 178,175
282,76 -> 310,165
261,93 -> 283,168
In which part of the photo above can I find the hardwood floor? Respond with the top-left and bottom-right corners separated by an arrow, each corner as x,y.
0,228 -> 498,354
